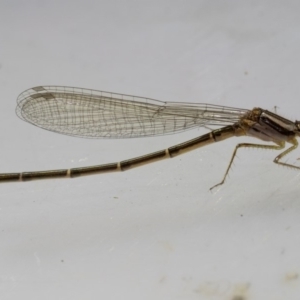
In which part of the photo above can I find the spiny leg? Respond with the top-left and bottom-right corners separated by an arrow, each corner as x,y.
210,141 -> 285,190
274,138 -> 299,169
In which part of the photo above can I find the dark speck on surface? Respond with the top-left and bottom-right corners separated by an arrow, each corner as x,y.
232,296 -> 245,300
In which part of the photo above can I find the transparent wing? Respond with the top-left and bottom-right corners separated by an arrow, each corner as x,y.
16,86 -> 249,139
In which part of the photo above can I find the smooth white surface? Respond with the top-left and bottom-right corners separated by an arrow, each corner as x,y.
1,1 -> 300,299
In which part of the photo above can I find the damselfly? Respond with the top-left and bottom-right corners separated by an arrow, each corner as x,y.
2,86 -> 300,189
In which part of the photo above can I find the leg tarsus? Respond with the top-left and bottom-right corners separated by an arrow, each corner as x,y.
210,141 -> 285,190
274,138 -> 299,169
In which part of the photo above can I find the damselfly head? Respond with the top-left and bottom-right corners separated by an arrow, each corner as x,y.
295,121 -> 300,134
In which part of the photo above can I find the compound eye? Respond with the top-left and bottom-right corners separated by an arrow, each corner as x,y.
295,121 -> 300,132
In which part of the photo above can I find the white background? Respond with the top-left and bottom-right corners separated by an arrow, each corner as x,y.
1,1 -> 300,299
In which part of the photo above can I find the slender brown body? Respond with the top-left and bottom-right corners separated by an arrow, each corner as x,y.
0,125 -> 244,182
